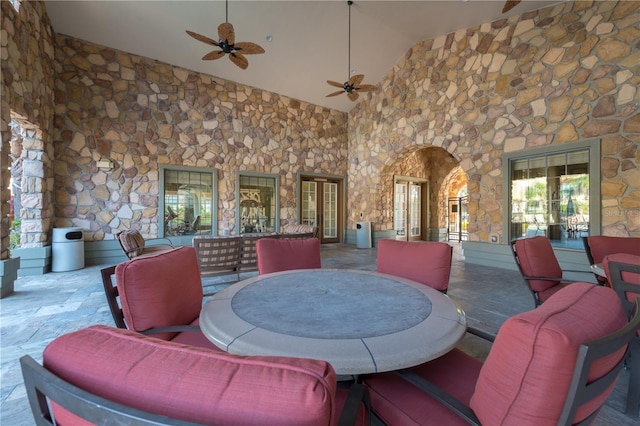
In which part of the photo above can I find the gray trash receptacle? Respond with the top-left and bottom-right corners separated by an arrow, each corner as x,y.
52,227 -> 85,272
356,222 -> 372,249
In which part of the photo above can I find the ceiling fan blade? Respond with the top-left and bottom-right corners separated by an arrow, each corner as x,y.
355,84 -> 377,93
218,22 -> 235,45
327,80 -> 344,89
202,50 -> 226,61
326,90 -> 345,98
502,0 -> 521,13
234,42 -> 265,55
349,74 -> 365,87
229,52 -> 249,69
186,30 -> 219,46
347,91 -> 359,102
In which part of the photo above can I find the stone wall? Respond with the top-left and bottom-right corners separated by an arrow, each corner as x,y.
348,0 -> 640,241
1,0 -> 56,257
52,35 -> 348,240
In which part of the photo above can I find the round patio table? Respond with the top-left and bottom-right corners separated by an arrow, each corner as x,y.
200,269 -> 467,376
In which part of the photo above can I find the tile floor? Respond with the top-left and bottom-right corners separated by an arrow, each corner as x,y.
1,243 -> 637,425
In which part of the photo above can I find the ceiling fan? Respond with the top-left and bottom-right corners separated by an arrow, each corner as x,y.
326,1 -> 377,102
502,0 -> 522,13
185,0 -> 264,70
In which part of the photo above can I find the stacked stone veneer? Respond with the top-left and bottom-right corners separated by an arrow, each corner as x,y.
52,36 -> 347,240
348,0 -> 639,241
1,1 -> 56,257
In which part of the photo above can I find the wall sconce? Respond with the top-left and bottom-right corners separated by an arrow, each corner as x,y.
97,160 -> 114,170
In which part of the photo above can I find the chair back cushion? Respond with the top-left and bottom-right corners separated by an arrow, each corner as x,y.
256,237 -> 322,275
470,283 -> 627,425
43,325 -> 337,426
377,239 -> 452,291
586,236 -> 640,264
513,236 -> 562,292
116,246 -> 203,340
117,229 -> 145,258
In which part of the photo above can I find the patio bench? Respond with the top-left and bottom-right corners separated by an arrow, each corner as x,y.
193,230 -> 316,280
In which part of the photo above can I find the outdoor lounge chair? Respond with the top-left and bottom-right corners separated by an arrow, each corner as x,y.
363,283 -> 640,425
100,246 -> 220,350
583,235 -> 640,286
21,325 -> 369,426
511,236 -> 581,306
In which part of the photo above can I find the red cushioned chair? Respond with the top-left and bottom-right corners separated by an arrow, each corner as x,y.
363,283 -> 640,426
511,236 -> 581,306
604,253 -> 640,419
376,239 -> 453,292
101,246 -> 221,351
21,325 -> 368,426
583,236 -> 640,286
256,237 -> 322,275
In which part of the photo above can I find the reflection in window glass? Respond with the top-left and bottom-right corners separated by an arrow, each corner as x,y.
239,174 -> 277,234
164,169 -> 213,236
510,149 -> 589,248
302,181 -> 317,227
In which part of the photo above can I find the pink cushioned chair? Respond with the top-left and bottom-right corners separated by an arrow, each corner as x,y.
377,239 -> 453,292
256,237 -> 322,275
363,283 -> 640,426
604,253 -> 640,419
103,246 -> 221,351
21,325 -> 368,426
511,236 -> 580,306
583,236 -> 640,287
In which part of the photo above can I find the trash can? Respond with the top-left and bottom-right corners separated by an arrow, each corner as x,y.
356,222 -> 372,249
52,227 -> 85,272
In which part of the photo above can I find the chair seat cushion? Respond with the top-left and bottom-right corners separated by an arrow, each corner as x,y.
168,317 -> 225,351
43,325 -> 337,425
470,283 -> 627,425
364,348 -> 482,425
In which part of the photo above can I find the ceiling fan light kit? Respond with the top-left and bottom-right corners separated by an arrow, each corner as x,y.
186,0 -> 264,70
326,0 -> 377,102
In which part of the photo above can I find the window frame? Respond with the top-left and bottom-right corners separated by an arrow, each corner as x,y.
502,139 -> 600,247
236,171 -> 280,235
159,165 -> 218,238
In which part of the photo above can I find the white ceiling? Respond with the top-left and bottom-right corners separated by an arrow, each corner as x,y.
44,0 -> 562,112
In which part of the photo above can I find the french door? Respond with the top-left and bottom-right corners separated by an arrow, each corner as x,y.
300,176 -> 343,243
394,177 -> 428,241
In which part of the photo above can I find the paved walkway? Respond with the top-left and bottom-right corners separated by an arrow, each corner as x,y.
1,244 -> 637,425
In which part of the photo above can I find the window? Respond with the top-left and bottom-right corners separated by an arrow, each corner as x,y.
237,173 -> 279,234
504,141 -> 600,249
160,166 -> 216,237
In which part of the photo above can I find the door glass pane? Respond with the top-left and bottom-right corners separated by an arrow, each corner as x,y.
164,169 -> 213,236
394,183 -> 406,237
302,181 -> 317,227
323,182 -> 337,238
409,184 -> 421,237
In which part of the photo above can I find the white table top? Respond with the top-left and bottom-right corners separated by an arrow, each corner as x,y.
200,269 -> 467,375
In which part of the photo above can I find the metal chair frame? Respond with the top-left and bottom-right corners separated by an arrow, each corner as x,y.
607,260 -> 640,419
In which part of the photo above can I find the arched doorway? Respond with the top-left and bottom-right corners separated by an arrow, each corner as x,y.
443,166 -> 469,242
377,146 -> 462,242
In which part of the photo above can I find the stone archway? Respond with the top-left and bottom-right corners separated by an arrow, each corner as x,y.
375,146 -> 461,241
